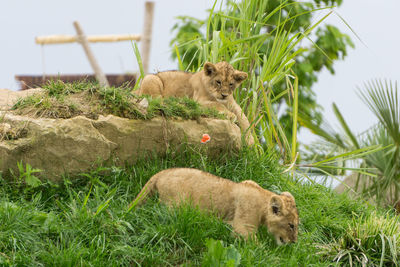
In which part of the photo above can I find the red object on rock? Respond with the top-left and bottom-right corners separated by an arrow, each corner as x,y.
201,134 -> 211,143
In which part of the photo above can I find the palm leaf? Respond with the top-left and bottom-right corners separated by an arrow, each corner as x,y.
332,103 -> 360,149
359,80 -> 400,145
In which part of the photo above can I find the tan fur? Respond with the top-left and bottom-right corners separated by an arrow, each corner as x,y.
138,62 -> 254,145
395,199 -> 400,214
132,168 -> 299,244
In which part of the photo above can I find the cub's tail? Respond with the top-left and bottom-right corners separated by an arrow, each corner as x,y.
129,175 -> 159,209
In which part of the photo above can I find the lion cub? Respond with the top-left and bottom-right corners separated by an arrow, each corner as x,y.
138,62 -> 254,145
132,168 -> 299,245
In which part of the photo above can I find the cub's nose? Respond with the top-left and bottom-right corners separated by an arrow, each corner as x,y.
221,93 -> 229,99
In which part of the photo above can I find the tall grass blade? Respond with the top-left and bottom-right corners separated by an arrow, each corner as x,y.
82,183 -> 93,210
334,11 -> 367,47
291,76 -> 299,162
132,42 -> 145,91
312,145 -> 385,166
332,103 -> 360,149
174,44 -> 184,71
94,196 -> 113,217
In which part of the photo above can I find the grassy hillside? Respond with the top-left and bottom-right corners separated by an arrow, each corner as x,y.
1,147 -> 397,266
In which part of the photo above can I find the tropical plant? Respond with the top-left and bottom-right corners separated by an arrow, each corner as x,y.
301,79 -> 400,206
170,0 -> 354,145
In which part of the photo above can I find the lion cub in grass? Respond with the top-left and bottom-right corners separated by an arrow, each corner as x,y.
132,168 -> 299,245
138,62 -> 254,145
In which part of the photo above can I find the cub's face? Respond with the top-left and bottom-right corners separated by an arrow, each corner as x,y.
203,62 -> 248,102
265,192 -> 299,245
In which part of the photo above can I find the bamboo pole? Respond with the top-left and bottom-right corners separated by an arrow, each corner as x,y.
73,21 -> 109,87
141,1 -> 155,74
35,34 -> 142,45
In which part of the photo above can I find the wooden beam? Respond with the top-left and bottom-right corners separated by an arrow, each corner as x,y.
35,34 -> 142,45
73,21 -> 109,87
141,1 -> 155,74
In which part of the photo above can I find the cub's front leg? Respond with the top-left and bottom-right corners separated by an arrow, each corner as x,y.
226,96 -> 255,146
231,206 -> 259,241
200,101 -> 237,123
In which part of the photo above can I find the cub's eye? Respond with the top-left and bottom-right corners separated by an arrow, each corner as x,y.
216,80 -> 222,86
289,223 -> 295,230
229,83 -> 234,87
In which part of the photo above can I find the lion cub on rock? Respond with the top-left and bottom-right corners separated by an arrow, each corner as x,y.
132,168 -> 299,245
138,62 -> 254,145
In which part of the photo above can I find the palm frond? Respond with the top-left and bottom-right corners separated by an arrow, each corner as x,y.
358,80 -> 400,145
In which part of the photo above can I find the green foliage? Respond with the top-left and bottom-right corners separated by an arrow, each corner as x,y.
357,80 -> 400,205
360,80 -> 400,146
96,85 -> 148,119
170,0 -> 354,147
15,161 -> 42,189
43,79 -> 90,97
201,238 -> 241,267
321,212 -> 400,266
147,96 -> 223,120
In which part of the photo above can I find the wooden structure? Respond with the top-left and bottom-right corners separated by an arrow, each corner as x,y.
17,1 -> 154,89
72,21 -> 109,87
35,34 -> 142,45
141,1 -> 155,75
15,74 -> 136,90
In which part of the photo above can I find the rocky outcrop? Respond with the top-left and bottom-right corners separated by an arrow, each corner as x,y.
0,89 -> 242,181
0,113 -> 242,181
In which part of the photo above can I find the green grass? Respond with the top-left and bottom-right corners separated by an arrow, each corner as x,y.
11,80 -> 223,120
319,212 -> 400,266
1,147 -> 396,266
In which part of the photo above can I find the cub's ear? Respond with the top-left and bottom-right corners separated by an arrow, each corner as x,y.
281,191 -> 295,200
233,71 -> 248,83
204,62 -> 217,76
241,180 -> 262,188
270,195 -> 284,215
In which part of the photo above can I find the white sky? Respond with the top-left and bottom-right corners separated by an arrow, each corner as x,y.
299,0 -> 400,143
1,0 -> 399,144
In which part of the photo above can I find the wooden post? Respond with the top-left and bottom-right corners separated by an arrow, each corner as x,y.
73,21 -> 110,87
141,1 -> 155,74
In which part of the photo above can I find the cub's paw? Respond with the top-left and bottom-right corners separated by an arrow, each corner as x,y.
222,111 -> 237,123
246,133 -> 255,146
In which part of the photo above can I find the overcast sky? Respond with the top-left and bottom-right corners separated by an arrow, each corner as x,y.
1,0 -> 399,143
